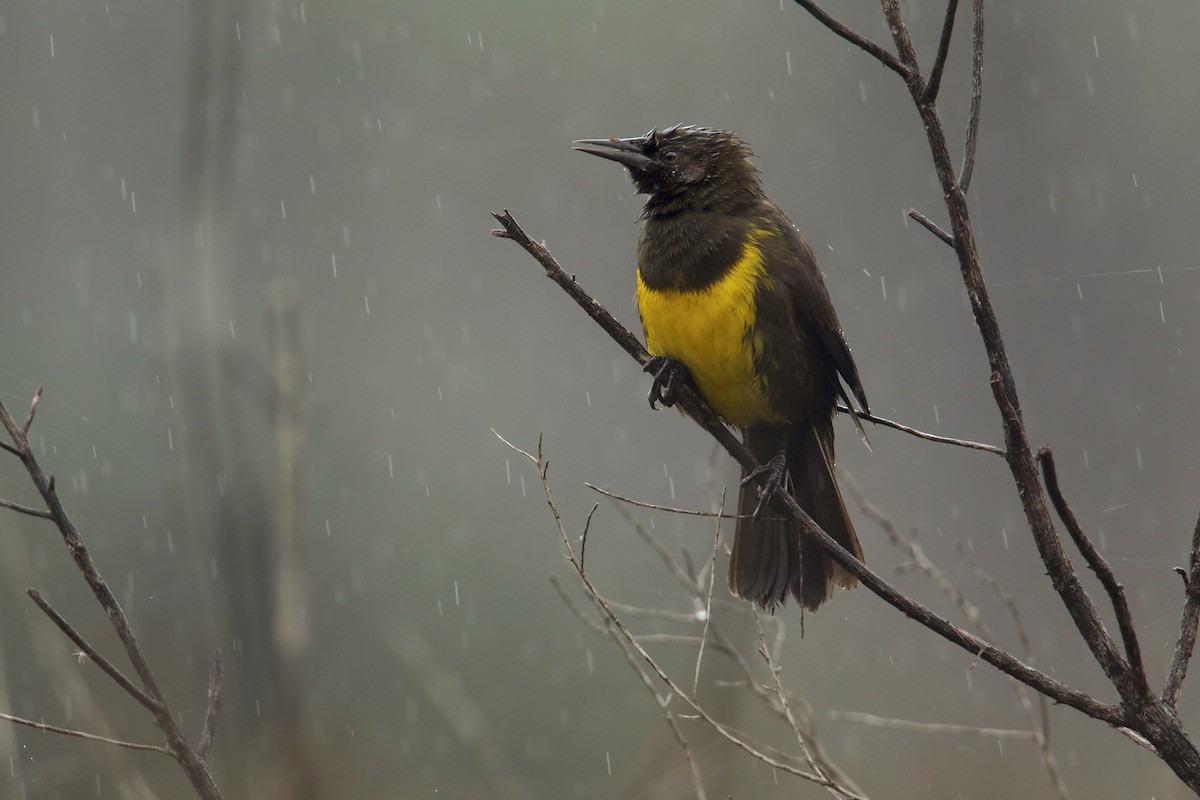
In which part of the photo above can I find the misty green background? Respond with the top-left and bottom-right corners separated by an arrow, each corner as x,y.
1,0 -> 1198,798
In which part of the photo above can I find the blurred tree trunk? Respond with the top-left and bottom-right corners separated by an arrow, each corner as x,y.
140,0 -> 318,796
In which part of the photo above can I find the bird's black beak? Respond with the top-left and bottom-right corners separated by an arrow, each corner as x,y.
572,136 -> 652,171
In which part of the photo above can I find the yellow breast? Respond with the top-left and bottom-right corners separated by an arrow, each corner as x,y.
636,229 -> 781,427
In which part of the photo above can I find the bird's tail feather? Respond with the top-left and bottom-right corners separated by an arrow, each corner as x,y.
728,417 -> 861,612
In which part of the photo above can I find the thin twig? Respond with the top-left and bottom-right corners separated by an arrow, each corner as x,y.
0,711 -> 170,755
840,404 -> 1001,454
196,649 -> 223,762
923,0 -> 960,103
606,599 -> 708,625
0,497 -> 53,519
692,488 -> 724,698
23,385 -> 43,434
580,503 -> 599,570
790,0 -> 911,79
959,0 -> 985,193
829,711 -> 1035,740
26,589 -> 160,714
586,483 -> 743,520
516,436 -> 858,794
755,612 -> 861,799
1038,447 -> 1148,698
1163,510 -> 1200,708
907,209 -> 955,248
552,580 -> 745,659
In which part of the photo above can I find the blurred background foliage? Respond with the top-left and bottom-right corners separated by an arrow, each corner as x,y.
0,0 -> 1197,797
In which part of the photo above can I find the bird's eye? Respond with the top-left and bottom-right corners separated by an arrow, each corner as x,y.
662,151 -> 679,163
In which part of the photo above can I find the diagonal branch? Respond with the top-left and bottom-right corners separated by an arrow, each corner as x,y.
0,711 -> 170,755
790,1 -> 912,79
841,404 -> 1001,454
26,589 -> 161,714
0,497 -> 53,519
1038,448 -> 1148,698
908,209 -> 955,247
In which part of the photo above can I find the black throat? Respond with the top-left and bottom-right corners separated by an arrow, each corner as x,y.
637,204 -> 761,293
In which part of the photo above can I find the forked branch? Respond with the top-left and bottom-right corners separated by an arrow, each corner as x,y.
0,390 -> 225,800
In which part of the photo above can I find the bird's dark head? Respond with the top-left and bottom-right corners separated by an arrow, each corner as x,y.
574,125 -> 762,216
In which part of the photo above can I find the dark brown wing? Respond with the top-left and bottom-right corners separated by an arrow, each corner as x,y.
761,202 -> 869,419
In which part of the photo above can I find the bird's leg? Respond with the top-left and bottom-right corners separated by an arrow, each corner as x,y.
644,356 -> 692,409
741,451 -> 787,518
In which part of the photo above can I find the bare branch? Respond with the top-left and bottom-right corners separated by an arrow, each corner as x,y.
1163,510 -> 1200,708
841,404 -> 1001,455
923,0 -> 960,104
26,589 -> 160,714
877,0 -> 924,77
0,497 -> 53,519
755,612 -> 864,799
525,438 -> 859,793
960,0 -> 985,193
790,0 -> 911,80
829,711 -> 1035,740
23,385 -> 43,434
580,502 -> 599,570
586,483 -> 742,520
1038,447 -> 1148,698
692,488 -> 724,698
196,649 -> 224,762
907,208 -> 955,248
0,392 -> 225,799
0,711 -> 170,755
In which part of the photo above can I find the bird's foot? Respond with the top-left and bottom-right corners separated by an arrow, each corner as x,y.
644,356 -> 691,409
741,451 -> 787,518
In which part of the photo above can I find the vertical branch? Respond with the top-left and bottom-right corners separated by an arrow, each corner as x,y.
874,0 -> 1133,699
1163,511 -> 1200,708
959,0 -> 985,193
923,0 -> 961,103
